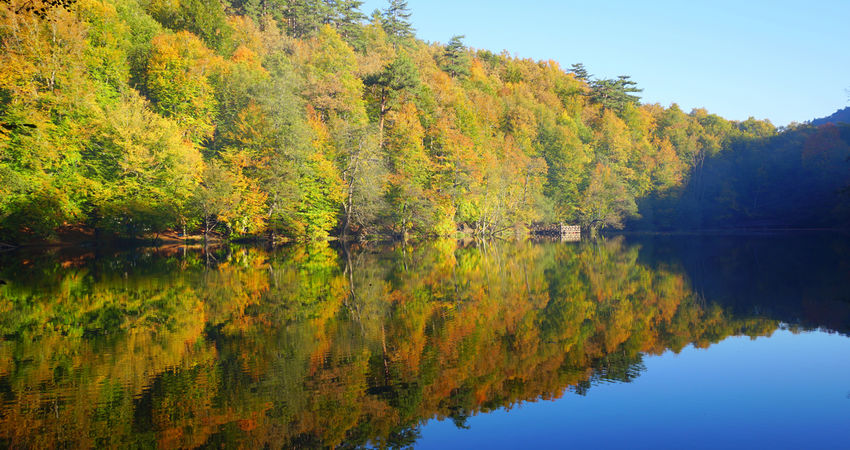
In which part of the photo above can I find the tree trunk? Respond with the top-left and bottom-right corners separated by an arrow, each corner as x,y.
343,196 -> 354,241
378,89 -> 387,148
343,164 -> 356,240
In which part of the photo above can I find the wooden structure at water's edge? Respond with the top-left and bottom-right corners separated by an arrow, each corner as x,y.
530,224 -> 581,241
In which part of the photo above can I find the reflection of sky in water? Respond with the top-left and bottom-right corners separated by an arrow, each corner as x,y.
419,329 -> 850,449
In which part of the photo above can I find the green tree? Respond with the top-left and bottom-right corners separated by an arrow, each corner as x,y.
569,62 -> 591,82
144,31 -> 219,143
328,0 -> 366,42
331,118 -> 385,238
591,75 -> 642,113
364,53 -> 420,148
381,0 -> 413,43
143,0 -> 233,53
440,35 -> 470,79
93,92 -> 203,238
192,160 -> 240,240
579,163 -> 638,233
304,25 -> 366,121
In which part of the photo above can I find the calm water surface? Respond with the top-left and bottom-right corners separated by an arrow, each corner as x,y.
0,234 -> 848,448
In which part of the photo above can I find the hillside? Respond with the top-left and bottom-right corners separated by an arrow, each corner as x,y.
0,0 -> 847,243
811,107 -> 850,126
634,121 -> 850,230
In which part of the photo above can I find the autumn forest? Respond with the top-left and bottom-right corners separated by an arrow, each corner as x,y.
2,0 -> 849,244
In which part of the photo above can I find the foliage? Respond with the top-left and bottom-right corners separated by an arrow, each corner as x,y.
580,163 -> 639,232
0,0 -> 77,18
0,0 -> 846,243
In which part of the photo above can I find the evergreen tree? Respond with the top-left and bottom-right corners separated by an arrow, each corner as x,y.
441,35 -> 470,79
569,62 -> 591,82
381,0 -> 413,42
364,53 -> 421,147
328,0 -> 365,41
591,75 -> 643,112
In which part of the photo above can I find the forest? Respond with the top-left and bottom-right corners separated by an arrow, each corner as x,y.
1,0 -> 849,243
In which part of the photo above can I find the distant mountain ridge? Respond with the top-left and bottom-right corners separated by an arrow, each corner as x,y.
811,107 -> 850,126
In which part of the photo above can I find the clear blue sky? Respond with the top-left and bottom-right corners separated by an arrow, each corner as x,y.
361,0 -> 850,126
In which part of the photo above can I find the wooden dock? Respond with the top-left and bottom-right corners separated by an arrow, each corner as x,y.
530,224 -> 581,241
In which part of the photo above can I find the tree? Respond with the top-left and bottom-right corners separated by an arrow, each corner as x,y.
569,62 -> 590,82
591,75 -> 642,112
304,25 -> 366,121
328,0 -> 365,42
93,92 -> 203,238
381,0 -> 413,42
384,102 -> 432,237
540,114 -> 592,223
143,0 -> 233,52
286,107 -> 345,240
579,163 -> 638,233
145,31 -> 220,143
364,53 -> 420,148
331,118 -> 385,239
241,0 -> 367,39
192,160 -> 240,241
207,46 -> 270,154
440,35 -> 470,79
275,0 -> 327,37
0,2 -> 96,239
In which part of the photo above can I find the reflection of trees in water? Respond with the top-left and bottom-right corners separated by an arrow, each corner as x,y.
0,238 -> 784,447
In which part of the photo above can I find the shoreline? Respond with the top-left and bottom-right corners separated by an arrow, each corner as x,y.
4,227 -> 850,252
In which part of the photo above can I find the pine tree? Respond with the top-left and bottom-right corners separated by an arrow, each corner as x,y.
569,63 -> 591,82
364,53 -> 420,147
441,35 -> 470,79
381,0 -> 414,42
591,75 -> 643,112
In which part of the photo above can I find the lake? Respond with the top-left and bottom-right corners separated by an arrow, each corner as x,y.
0,234 -> 848,448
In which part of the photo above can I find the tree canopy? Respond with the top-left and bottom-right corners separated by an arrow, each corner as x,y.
1,0 -> 847,244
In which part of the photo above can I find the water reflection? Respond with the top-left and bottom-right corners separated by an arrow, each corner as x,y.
0,236 -> 847,448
